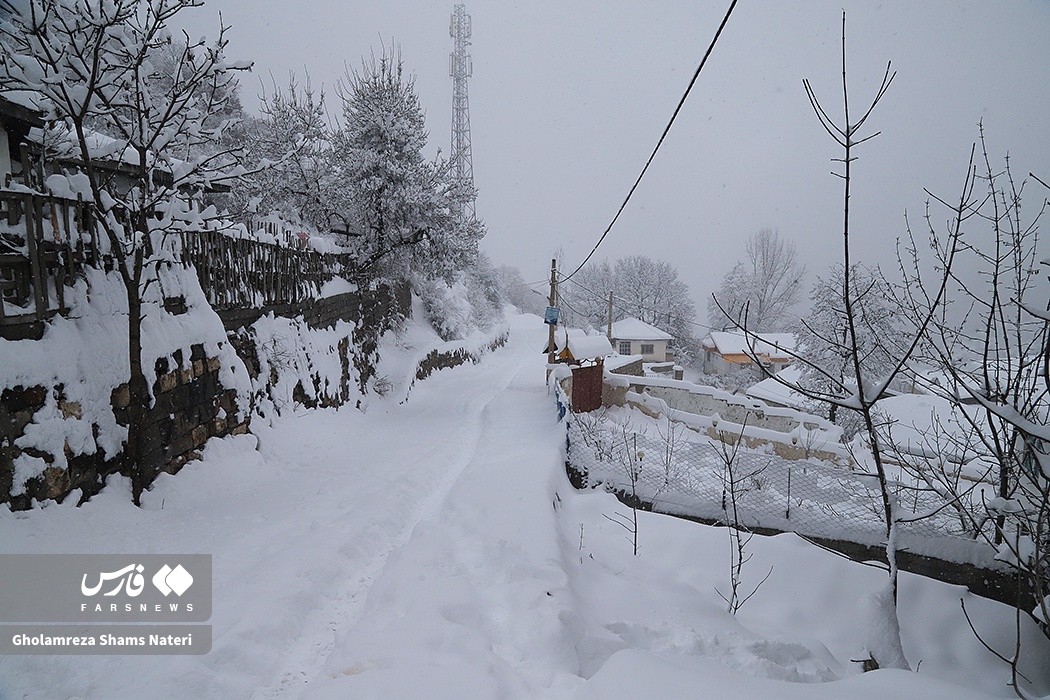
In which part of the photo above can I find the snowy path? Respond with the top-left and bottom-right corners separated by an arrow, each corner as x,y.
0,313 -> 572,698
2,313 -> 1046,699
297,322 -> 579,699
251,317 -> 555,699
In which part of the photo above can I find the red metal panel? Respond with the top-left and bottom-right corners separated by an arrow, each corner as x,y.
571,364 -> 603,413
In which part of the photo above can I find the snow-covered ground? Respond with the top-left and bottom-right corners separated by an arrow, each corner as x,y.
2,312 -> 1048,699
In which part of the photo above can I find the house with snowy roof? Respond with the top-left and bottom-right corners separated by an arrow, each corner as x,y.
0,92 -> 44,186
702,330 -> 796,375
609,317 -> 674,363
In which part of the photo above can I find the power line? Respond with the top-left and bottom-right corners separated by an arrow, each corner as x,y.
561,0 -> 739,283
560,274 -> 727,336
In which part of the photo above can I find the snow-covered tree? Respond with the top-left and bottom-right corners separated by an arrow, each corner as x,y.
795,263 -> 903,429
709,228 -> 806,331
334,51 -> 482,282
0,0 -> 249,505
560,255 -> 697,358
614,256 -> 696,347
235,76 -> 337,233
559,259 -> 613,328
417,252 -> 504,342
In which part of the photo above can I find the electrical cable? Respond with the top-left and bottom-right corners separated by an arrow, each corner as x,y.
561,0 -> 739,283
560,274 -> 727,336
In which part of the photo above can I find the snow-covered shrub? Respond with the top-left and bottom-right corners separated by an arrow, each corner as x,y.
414,262 -> 505,342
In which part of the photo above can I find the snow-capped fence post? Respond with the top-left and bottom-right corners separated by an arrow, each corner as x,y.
22,192 -> 45,323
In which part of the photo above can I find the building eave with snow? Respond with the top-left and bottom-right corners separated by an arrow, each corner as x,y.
556,330 -> 614,366
702,330 -> 796,375
0,93 -> 44,187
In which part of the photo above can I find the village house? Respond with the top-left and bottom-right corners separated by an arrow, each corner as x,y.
702,330 -> 796,375
0,92 -> 43,186
609,317 -> 674,363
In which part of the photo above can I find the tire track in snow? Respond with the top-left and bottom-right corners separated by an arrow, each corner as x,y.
251,336 -> 532,700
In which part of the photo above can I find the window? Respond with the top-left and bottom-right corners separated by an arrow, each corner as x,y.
640,343 -> 655,355
618,341 -> 632,355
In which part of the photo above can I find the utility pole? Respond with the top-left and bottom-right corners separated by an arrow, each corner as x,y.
449,4 -> 476,218
607,291 -> 614,341
547,258 -> 558,367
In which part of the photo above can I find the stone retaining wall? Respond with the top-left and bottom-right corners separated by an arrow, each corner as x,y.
2,343 -> 247,510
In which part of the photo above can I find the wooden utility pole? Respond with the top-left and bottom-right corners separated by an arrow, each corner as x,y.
607,291 -> 614,341
547,258 -> 558,366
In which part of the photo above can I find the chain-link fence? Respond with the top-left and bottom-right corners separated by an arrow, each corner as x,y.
566,407 -> 994,555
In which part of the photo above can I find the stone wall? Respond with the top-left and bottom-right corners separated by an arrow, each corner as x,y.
137,344 -> 250,480
216,283 -> 412,333
2,280 -> 412,510
2,344 -> 247,510
596,372 -> 849,466
226,282 -> 412,415
413,332 -> 509,382
607,375 -> 833,433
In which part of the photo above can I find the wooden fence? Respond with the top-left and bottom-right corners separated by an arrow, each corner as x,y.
0,190 -> 357,338
0,190 -> 100,336
179,230 -> 355,310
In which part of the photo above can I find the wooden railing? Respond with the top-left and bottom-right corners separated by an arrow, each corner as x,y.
0,189 -> 358,338
179,229 -> 356,310
0,190 -> 100,332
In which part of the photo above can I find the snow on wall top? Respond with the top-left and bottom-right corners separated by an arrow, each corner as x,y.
746,366 -> 808,409
610,317 -> 673,341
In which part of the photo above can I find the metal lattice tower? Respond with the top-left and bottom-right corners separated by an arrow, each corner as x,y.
449,4 -> 476,218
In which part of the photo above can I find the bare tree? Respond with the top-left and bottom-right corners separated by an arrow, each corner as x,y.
709,228 -> 807,331
713,421 -> 773,614
727,13 -> 966,671
897,129 -> 1050,694
602,423 -> 647,557
0,0 -> 249,505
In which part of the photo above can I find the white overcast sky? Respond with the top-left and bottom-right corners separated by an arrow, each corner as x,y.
180,0 -> 1050,313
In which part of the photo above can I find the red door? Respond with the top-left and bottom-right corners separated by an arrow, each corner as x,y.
571,364 -> 603,413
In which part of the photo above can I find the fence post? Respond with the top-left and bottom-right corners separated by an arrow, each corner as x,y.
23,193 -> 47,321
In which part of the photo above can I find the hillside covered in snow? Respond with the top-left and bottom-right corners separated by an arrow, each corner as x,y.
2,312 -> 1047,699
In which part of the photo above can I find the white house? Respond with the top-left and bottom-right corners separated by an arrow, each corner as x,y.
609,317 -> 674,363
702,330 -> 796,375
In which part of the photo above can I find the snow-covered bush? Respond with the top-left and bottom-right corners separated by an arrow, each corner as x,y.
414,260 -> 505,342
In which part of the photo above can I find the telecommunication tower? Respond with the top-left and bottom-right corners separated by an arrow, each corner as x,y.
449,4 -> 476,218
